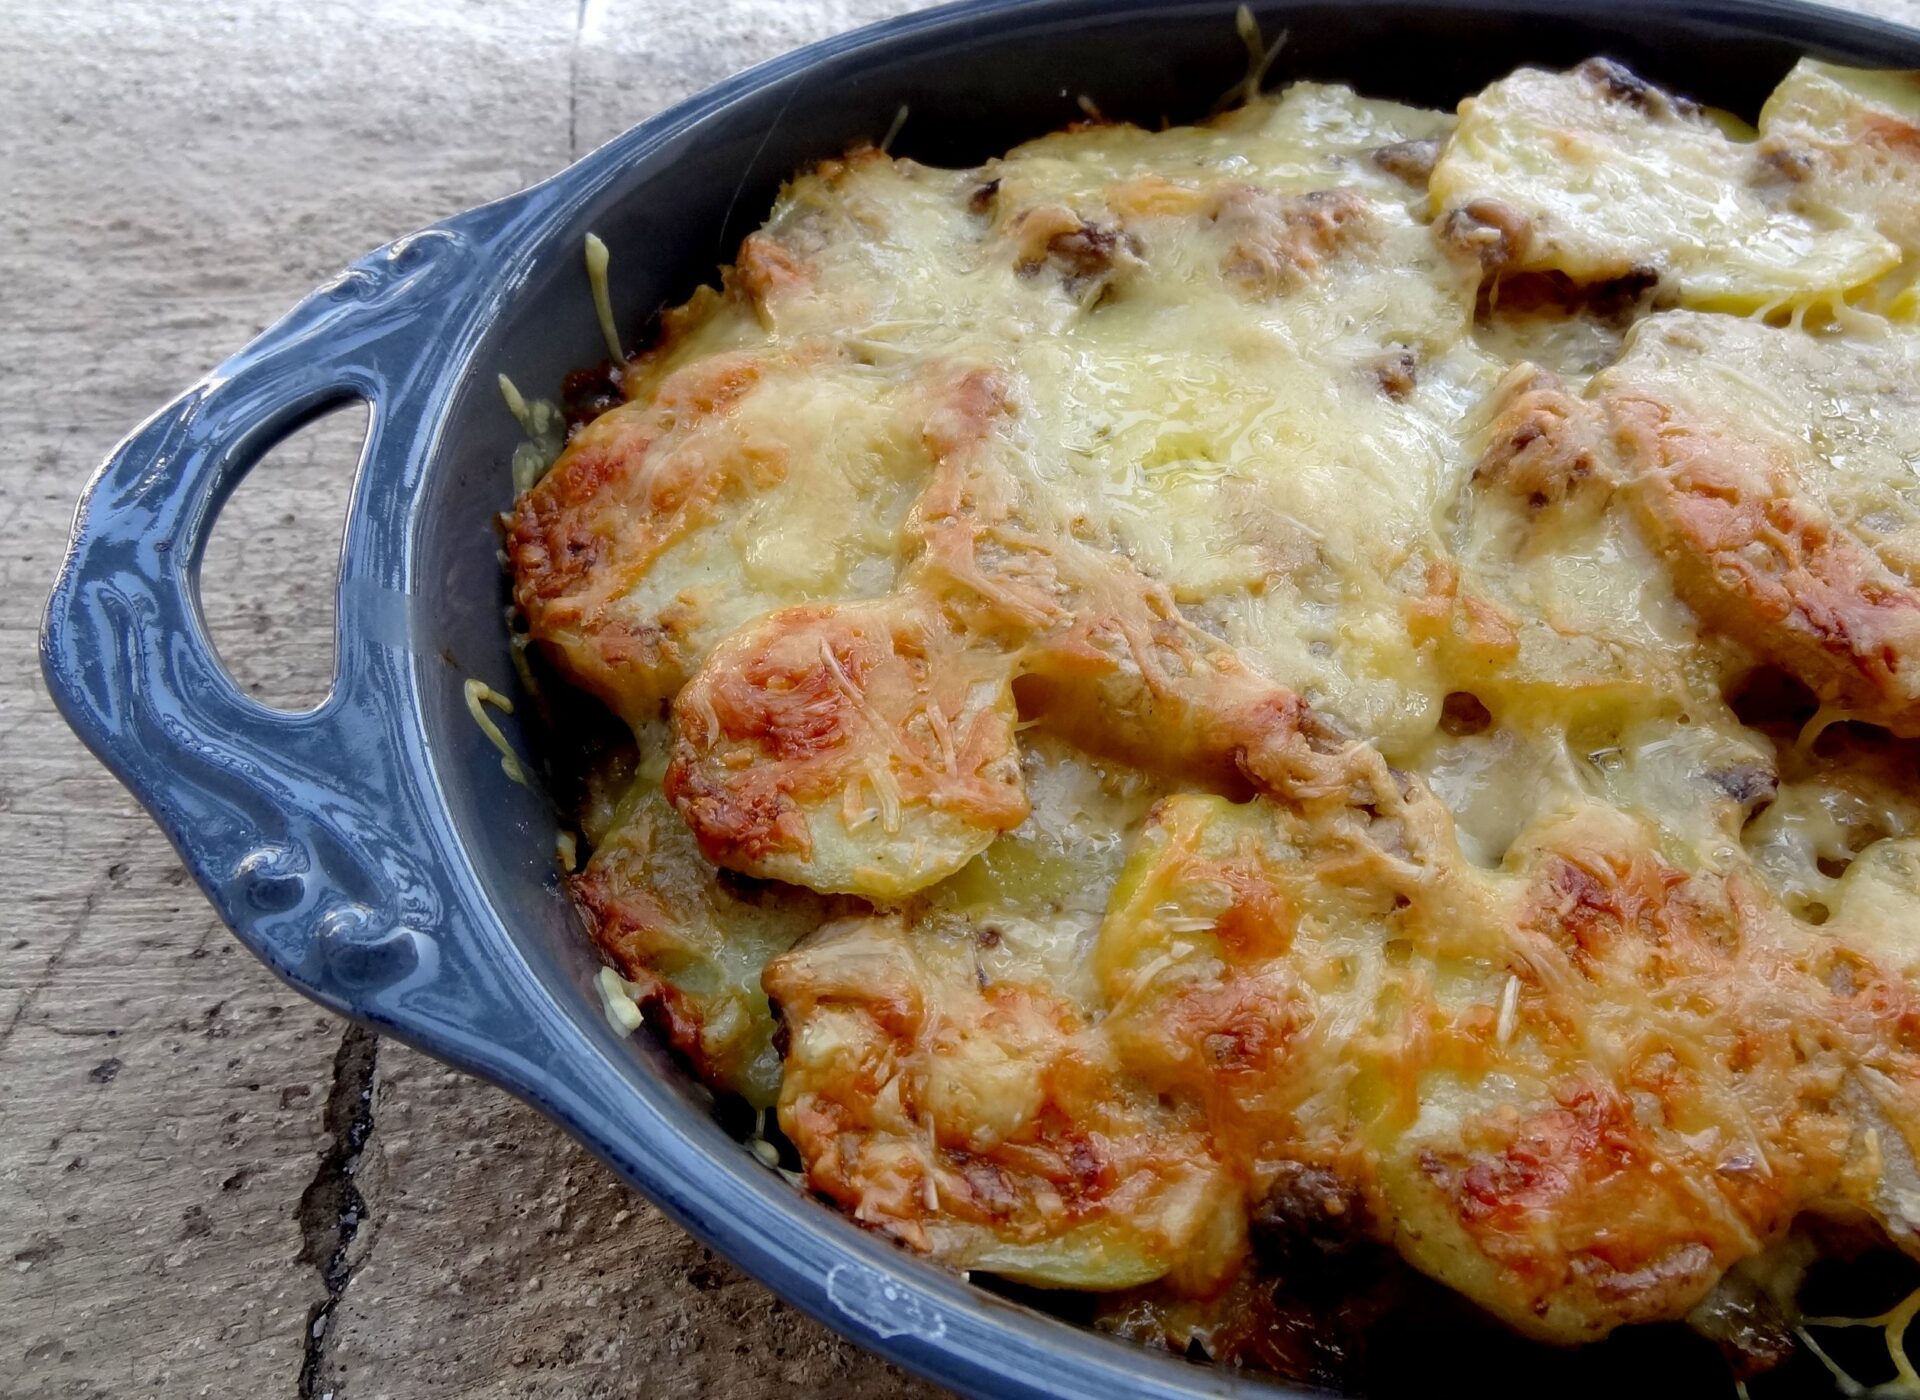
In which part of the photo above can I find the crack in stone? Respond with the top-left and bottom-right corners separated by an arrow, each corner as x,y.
296,1023 -> 379,1399
0,889 -> 99,1052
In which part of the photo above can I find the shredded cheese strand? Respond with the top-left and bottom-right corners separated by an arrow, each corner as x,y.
880,103 -> 909,154
463,678 -> 528,786
584,232 -> 622,364
1802,1285 -> 1920,1397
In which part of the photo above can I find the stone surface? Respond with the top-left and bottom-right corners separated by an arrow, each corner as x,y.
320,1044 -> 938,1399
2,1 -> 1916,1396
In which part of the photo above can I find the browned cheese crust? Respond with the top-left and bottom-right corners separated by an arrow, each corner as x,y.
1600,314 -> 1920,735
503,55 -> 1920,1380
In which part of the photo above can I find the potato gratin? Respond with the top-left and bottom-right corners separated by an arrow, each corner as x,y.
508,53 -> 1920,1392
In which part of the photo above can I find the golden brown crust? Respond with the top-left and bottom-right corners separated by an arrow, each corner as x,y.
733,231 -> 810,308
506,354 -> 774,725
1609,389 -> 1920,734
1472,366 -> 1611,514
1411,1085 -> 1731,1329
664,597 -> 1028,893
1373,812 -> 1872,1339
505,65 -> 1920,1371
765,915 -> 1245,1290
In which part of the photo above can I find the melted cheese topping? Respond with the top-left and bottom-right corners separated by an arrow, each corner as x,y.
1431,59 -> 1900,311
1600,310 -> 1920,733
507,55 -> 1920,1378
1761,60 -> 1920,316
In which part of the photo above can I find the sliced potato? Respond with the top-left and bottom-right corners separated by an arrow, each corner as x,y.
1433,363 -> 1719,731
1759,60 -> 1920,314
509,354 -> 938,728
665,596 -> 1028,898
1361,805 -> 1856,1342
572,748 -> 833,1106
1598,311 -> 1920,734
766,914 -> 1244,1291
1431,59 -> 1898,310
924,734 -> 1168,1009
1090,787 -> 1895,1342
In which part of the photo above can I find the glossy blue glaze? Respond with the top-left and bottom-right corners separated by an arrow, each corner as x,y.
40,1 -> 1920,1394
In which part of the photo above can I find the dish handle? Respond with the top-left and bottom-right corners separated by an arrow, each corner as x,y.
38,212 -> 516,1009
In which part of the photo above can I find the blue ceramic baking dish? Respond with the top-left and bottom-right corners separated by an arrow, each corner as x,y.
41,1 -> 1920,1394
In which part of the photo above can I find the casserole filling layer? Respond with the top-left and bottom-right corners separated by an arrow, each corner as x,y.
508,55 -> 1920,1386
